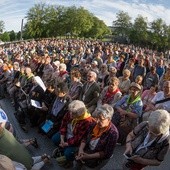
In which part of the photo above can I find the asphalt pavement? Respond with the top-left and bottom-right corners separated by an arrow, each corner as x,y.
0,97 -> 170,170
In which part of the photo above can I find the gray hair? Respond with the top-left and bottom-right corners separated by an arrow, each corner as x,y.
59,63 -> 67,71
148,109 -> 170,134
68,100 -> 86,116
88,71 -> 97,80
96,104 -> 114,119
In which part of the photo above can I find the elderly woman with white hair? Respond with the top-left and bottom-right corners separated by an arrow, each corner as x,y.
75,104 -> 119,170
51,100 -> 94,168
123,109 -> 170,170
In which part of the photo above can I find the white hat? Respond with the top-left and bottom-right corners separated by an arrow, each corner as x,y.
53,60 -> 60,67
92,61 -> 98,65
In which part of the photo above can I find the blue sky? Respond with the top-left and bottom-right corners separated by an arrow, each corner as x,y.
0,0 -> 170,32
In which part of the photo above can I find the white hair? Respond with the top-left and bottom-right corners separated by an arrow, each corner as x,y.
148,109 -> 170,134
95,104 -> 114,120
88,71 -> 97,79
68,100 -> 86,116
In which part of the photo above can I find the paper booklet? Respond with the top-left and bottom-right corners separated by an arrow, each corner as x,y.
30,99 -> 42,109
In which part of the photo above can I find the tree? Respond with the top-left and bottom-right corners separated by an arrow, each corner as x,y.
45,6 -> 58,37
130,15 -> 148,46
59,6 -> 94,37
9,30 -> 16,41
87,16 -> 111,39
0,32 -> 10,42
0,20 -> 4,33
16,31 -> 21,40
149,18 -> 168,50
113,11 -> 132,38
25,3 -> 47,38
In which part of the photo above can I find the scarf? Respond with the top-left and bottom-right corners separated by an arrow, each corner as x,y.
92,123 -> 111,140
59,71 -> 68,77
27,73 -> 34,80
102,88 -> 120,104
126,95 -> 141,112
71,111 -> 91,128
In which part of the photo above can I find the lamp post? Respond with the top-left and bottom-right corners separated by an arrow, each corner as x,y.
20,18 -> 24,40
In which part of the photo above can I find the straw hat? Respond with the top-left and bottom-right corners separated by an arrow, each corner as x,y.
130,82 -> 141,91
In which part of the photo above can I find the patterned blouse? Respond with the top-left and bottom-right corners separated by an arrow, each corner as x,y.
83,123 -> 119,159
60,112 -> 95,146
131,121 -> 169,161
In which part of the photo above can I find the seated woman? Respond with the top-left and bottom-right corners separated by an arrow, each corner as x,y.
35,81 -> 56,127
135,75 -> 143,94
123,109 -> 170,170
40,82 -> 71,138
28,76 -> 46,126
51,100 -> 95,168
75,104 -> 119,170
97,77 -> 122,108
141,85 -> 158,111
142,81 -> 170,121
158,67 -> 170,91
113,82 -> 143,145
97,63 -> 109,90
69,69 -> 83,100
119,69 -> 131,95
16,76 -> 46,131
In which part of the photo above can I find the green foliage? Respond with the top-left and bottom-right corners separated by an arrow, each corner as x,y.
24,3 -> 109,39
112,11 -> 170,51
9,30 -> 16,41
0,32 -> 10,42
113,11 -> 132,37
16,31 -> 21,40
87,16 -> 111,38
130,15 -> 148,45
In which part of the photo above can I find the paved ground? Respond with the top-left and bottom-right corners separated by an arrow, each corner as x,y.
1,97 -> 170,170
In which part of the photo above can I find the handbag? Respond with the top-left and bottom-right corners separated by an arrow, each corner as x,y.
125,160 -> 146,170
119,116 -> 134,134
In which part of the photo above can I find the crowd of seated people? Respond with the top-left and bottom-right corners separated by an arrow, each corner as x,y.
0,39 -> 169,169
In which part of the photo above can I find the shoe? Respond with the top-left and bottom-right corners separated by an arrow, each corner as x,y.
30,138 -> 39,148
56,156 -> 67,166
42,154 -> 51,164
52,147 -> 63,158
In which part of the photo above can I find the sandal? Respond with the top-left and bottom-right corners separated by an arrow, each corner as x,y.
42,154 -> 51,164
30,138 -> 39,148
52,147 -> 64,158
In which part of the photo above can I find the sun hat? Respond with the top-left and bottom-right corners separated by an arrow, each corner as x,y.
130,82 -> 141,91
